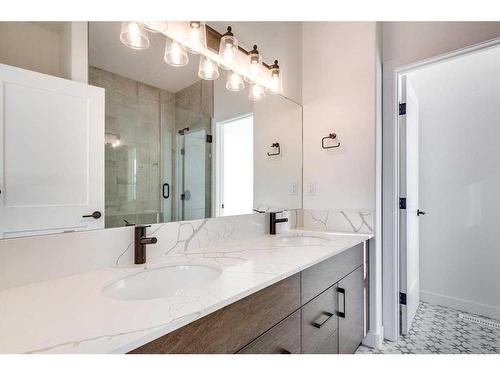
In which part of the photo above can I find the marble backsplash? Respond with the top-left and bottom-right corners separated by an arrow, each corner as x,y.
0,211 -> 299,290
301,209 -> 374,234
0,208 -> 370,290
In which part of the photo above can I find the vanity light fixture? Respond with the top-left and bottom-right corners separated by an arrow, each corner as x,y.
119,22 -> 283,102
248,83 -> 266,102
120,21 -> 150,50
218,26 -> 238,70
225,70 -> 245,91
198,55 -> 219,80
245,45 -> 262,84
139,21 -> 168,33
164,38 -> 189,67
268,60 -> 281,94
183,21 -> 206,54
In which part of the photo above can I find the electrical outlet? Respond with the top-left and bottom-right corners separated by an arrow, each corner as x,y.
307,183 -> 316,196
290,183 -> 298,196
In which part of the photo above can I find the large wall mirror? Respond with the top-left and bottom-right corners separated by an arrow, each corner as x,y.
0,21 -> 302,238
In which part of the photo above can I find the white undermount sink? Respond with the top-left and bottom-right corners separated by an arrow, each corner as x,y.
102,265 -> 222,301
275,234 -> 330,246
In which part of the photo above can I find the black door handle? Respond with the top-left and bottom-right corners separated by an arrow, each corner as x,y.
162,183 -> 170,199
417,209 -> 426,216
82,211 -> 102,219
337,287 -> 346,318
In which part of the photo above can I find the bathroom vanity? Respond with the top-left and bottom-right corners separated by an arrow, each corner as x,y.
131,241 -> 367,354
0,227 -> 370,354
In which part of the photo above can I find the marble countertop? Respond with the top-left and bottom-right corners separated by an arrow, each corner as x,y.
0,230 -> 371,354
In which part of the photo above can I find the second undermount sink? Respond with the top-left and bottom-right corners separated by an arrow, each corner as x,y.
275,234 -> 330,246
102,265 -> 222,301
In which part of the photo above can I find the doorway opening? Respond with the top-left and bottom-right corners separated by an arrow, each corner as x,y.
215,114 -> 254,217
376,41 -> 500,354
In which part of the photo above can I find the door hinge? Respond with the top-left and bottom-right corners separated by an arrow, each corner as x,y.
180,193 -> 185,200
399,197 -> 407,209
206,134 -> 213,143
180,148 -> 185,155
399,292 -> 407,305
399,102 -> 407,115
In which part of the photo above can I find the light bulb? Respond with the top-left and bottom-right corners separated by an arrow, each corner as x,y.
164,38 -> 189,67
245,45 -> 262,84
120,21 -> 149,50
226,71 -> 245,91
218,26 -> 238,70
183,21 -> 206,54
268,60 -> 281,94
248,83 -> 266,102
198,55 -> 219,80
139,21 -> 168,33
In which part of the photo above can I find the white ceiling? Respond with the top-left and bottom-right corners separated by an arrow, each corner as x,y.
89,22 -> 200,93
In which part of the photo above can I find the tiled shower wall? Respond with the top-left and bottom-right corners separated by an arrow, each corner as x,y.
89,66 -> 176,228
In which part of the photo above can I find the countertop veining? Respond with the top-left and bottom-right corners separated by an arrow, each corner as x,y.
0,229 -> 371,354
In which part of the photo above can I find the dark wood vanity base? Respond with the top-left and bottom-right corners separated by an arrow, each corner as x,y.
130,242 -> 368,354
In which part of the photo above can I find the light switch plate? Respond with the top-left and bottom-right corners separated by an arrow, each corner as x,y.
307,183 -> 316,196
290,183 -> 298,196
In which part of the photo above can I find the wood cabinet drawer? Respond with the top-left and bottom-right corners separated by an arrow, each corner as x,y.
301,243 -> 364,304
129,274 -> 301,354
238,310 -> 301,354
309,332 -> 338,354
302,285 -> 338,354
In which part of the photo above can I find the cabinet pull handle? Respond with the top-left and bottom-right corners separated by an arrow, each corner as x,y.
337,287 -> 346,318
311,311 -> 334,329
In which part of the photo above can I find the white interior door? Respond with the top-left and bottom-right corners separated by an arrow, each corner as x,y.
399,75 -> 420,335
0,64 -> 105,238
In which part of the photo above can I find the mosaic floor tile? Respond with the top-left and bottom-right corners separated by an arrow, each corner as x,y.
356,301 -> 500,354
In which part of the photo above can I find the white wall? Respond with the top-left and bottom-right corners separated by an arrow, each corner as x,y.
302,22 -> 377,211
408,46 -> 500,319
302,21 -> 381,348
0,22 -> 88,83
382,21 -> 500,340
0,22 -> 62,78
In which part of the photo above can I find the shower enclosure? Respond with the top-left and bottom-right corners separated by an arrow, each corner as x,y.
90,66 -> 212,228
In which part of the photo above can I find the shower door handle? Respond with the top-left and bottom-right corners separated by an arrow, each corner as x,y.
162,183 -> 170,199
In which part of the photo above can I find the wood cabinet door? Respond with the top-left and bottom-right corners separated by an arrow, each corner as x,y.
338,266 -> 365,354
302,285 -> 338,354
238,310 -> 301,354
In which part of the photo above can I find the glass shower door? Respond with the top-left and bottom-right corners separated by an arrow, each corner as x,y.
176,128 -> 208,221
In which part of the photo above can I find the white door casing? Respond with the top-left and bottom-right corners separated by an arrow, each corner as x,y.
0,64 -> 105,238
399,75 -> 420,335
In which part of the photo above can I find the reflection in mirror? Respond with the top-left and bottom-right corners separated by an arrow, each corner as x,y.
0,21 -> 302,238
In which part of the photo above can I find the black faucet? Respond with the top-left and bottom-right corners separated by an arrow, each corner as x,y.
269,212 -> 288,235
134,225 -> 158,264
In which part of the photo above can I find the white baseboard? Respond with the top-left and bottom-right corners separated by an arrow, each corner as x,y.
420,290 -> 500,321
362,326 -> 384,348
